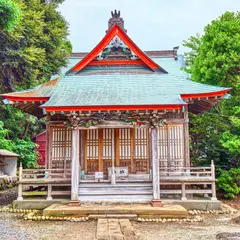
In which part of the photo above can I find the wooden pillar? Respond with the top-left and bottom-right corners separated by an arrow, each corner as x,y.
130,128 -> 135,173
151,127 -> 162,207
79,131 -> 85,172
184,107 -> 190,167
69,128 -> 80,205
46,114 -> 51,170
115,129 -> 120,167
84,130 -> 88,174
211,160 -> 217,201
98,129 -> 103,172
17,162 -> 23,201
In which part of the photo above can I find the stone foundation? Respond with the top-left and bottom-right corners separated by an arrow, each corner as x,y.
0,187 -> 17,205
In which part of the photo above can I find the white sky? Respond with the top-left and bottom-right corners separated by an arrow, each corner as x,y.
59,0 -> 239,54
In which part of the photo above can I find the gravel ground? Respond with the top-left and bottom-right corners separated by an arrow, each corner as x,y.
134,212 -> 240,240
0,212 -> 96,240
0,207 -> 239,240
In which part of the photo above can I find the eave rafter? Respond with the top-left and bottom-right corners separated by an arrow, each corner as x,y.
41,104 -> 186,115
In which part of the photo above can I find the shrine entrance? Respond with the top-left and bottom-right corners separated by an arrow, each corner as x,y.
83,128 -> 150,176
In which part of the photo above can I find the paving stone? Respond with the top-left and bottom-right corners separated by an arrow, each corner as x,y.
96,218 -> 135,240
119,219 -> 136,239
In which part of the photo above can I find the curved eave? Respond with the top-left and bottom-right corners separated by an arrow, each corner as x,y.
1,96 -> 49,102
180,89 -> 230,99
183,89 -> 231,115
1,96 -> 49,118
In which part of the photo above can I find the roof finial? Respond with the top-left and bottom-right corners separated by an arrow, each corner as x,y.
111,10 -> 120,18
107,10 -> 127,33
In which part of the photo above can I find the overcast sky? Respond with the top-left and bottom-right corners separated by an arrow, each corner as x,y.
59,0 -> 239,54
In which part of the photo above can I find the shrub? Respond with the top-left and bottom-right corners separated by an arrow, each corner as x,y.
0,121 -> 37,168
217,168 -> 240,198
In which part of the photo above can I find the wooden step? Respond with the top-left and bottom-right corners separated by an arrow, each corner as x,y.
79,195 -> 153,202
79,187 -> 153,191
89,214 -> 137,219
79,183 -> 152,188
79,191 -> 153,196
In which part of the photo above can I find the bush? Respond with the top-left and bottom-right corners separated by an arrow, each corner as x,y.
217,168 -> 240,198
0,121 -> 38,168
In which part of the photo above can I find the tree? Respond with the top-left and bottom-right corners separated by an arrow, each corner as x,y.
0,0 -> 72,167
0,0 -> 72,92
0,0 -> 21,31
183,11 -> 240,169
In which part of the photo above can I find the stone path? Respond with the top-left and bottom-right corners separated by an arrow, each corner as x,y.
96,218 -> 136,240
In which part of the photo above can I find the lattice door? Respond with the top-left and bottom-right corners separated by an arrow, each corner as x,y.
50,126 -> 72,170
158,124 -> 184,170
103,129 -> 115,174
119,128 -> 132,172
85,129 -> 99,173
84,128 -> 150,175
135,128 -> 149,173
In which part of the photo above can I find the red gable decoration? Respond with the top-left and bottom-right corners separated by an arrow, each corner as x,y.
68,24 -> 168,74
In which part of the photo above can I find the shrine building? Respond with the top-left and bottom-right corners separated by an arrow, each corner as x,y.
1,11 -> 230,206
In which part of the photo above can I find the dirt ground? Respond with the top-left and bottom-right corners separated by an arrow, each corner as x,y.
0,213 -> 96,240
134,213 -> 240,240
0,205 -> 240,240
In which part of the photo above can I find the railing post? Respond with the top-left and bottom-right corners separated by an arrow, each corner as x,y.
211,160 -> 217,201
181,183 -> 187,201
47,184 -> 53,200
17,162 -> 23,201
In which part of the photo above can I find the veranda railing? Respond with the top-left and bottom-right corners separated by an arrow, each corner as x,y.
17,164 -> 72,200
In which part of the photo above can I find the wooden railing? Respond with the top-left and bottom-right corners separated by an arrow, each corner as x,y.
159,160 -> 217,200
17,163 -> 72,201
17,161 -> 217,202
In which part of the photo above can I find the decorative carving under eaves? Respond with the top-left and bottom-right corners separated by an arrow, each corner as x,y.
98,36 -> 134,60
65,111 -> 167,129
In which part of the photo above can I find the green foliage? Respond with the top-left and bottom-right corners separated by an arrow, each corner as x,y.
0,121 -> 12,150
0,0 -> 21,31
184,11 -> 240,169
183,11 -> 240,90
0,121 -> 37,168
0,0 -> 72,92
0,0 -> 71,168
217,168 -> 240,198
11,138 -> 37,168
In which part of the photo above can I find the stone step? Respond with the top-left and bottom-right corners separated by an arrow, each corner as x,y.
43,203 -> 188,219
89,214 -> 137,219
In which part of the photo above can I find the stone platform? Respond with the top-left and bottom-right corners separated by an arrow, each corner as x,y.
13,199 -> 221,211
43,203 -> 188,219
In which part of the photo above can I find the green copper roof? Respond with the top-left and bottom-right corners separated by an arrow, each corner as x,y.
42,67 -> 229,107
